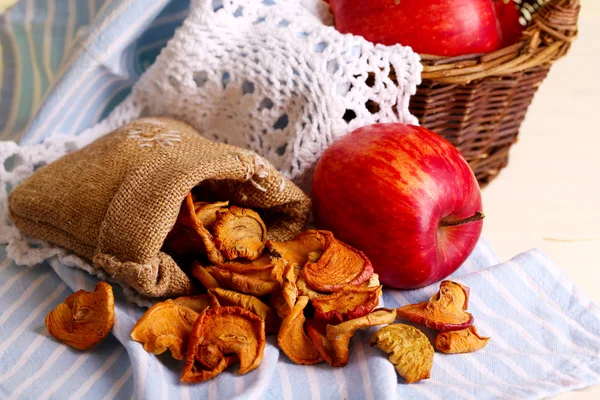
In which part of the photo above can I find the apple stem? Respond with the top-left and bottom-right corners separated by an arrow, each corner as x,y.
440,211 -> 485,227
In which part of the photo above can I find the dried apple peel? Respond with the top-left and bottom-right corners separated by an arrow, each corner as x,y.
435,325 -> 490,354
181,306 -> 265,383
371,323 -> 434,384
131,299 -> 198,360
396,280 -> 474,332
46,282 -> 115,351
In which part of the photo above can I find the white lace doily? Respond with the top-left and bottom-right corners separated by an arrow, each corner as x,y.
0,0 -> 420,304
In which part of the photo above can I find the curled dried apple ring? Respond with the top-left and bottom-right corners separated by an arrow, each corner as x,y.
312,285 -> 382,324
266,230 -> 323,267
173,294 -> 212,313
131,299 -> 198,360
325,308 -> 397,367
208,267 -> 279,296
301,231 -> 374,292
277,296 -> 323,365
45,282 -> 115,351
213,206 -> 267,261
208,288 -> 279,334
181,306 -> 265,383
396,280 -> 473,332
370,323 -> 434,384
435,326 -> 490,354
164,193 -> 225,263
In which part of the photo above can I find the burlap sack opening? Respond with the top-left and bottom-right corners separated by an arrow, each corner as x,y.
8,118 -> 311,298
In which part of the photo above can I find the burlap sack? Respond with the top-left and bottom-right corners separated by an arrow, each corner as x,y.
8,117 -> 311,298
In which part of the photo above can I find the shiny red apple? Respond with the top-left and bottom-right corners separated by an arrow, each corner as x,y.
311,124 -> 484,289
494,0 -> 525,47
328,0 -> 503,56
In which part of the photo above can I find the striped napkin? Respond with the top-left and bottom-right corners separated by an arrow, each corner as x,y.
1,1 -> 599,398
1,238 -> 599,400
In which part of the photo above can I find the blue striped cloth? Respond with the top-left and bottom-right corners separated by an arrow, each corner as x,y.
1,1 -> 600,399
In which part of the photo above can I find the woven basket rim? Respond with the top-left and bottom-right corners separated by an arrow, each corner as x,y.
419,0 -> 580,84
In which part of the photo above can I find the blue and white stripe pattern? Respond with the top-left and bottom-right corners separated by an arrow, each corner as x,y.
1,239 -> 599,399
0,0 -> 189,144
1,1 -> 600,398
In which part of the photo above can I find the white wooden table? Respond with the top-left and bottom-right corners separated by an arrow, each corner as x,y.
481,1 -> 600,398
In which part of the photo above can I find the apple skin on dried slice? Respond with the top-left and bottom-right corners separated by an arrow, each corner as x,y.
396,280 -> 474,332
46,282 -> 115,351
277,296 -> 323,365
435,325 -> 490,354
181,306 -> 265,383
301,231 -> 374,293
312,285 -> 382,324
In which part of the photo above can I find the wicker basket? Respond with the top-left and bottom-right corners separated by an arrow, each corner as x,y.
408,0 -> 580,187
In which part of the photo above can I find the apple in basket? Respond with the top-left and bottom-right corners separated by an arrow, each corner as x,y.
311,124 -> 484,289
327,0 -> 503,56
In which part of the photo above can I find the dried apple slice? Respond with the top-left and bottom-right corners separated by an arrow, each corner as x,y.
191,262 -> 221,290
131,299 -> 198,360
216,253 -> 276,274
301,231 -> 374,292
277,296 -> 323,365
305,320 -> 339,367
266,230 -> 323,267
370,323 -> 434,384
173,294 -> 212,313
325,308 -> 396,367
396,280 -> 473,332
208,288 -> 279,334
312,286 -> 382,324
208,267 -> 279,296
181,306 -> 266,383
163,193 -> 225,263
435,326 -> 490,354
296,275 -> 325,300
213,206 -> 267,261
45,282 -> 115,351
194,201 -> 229,229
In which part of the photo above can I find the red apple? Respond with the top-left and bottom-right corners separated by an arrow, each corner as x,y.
311,124 -> 483,289
494,0 -> 525,47
328,0 -> 503,56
